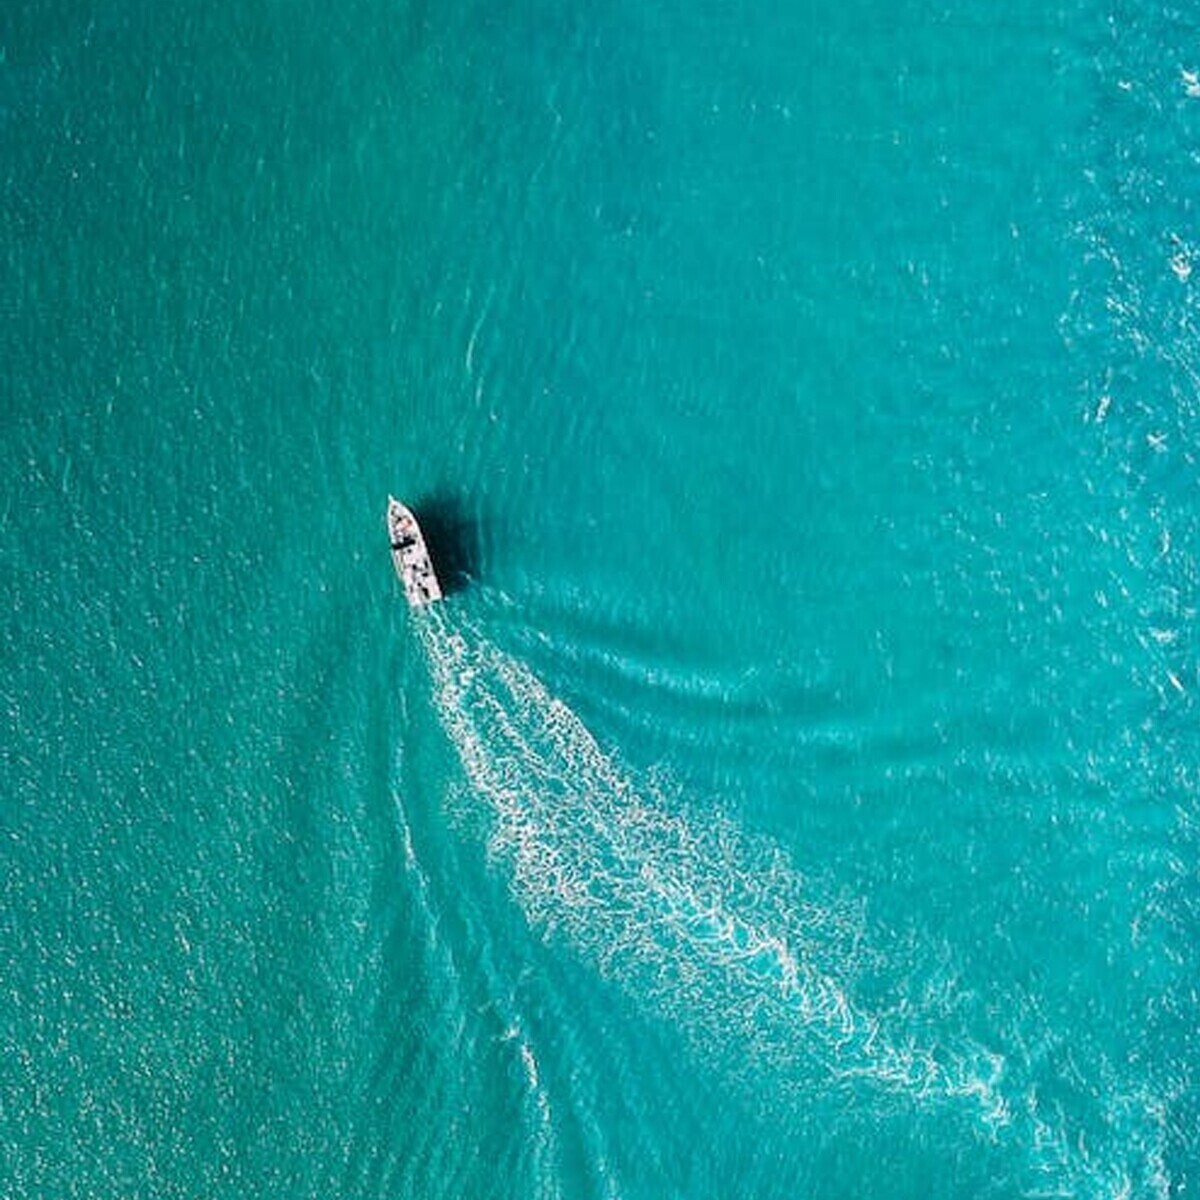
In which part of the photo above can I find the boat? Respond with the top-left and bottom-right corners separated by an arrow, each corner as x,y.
386,496 -> 444,607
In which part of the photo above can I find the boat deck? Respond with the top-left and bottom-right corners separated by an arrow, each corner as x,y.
387,497 -> 443,607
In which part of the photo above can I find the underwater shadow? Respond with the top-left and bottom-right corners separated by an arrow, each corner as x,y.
414,492 -> 481,597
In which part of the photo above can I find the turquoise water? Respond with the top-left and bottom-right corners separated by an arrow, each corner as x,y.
3,0 -> 1198,1195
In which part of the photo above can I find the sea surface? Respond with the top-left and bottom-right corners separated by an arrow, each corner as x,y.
3,0 -> 1198,1196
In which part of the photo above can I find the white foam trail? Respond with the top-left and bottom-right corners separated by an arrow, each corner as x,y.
417,612 -> 1005,1113
415,609 -> 1151,1195
497,1021 -> 561,1200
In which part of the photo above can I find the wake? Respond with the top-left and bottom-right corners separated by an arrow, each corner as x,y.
415,607 -> 1147,1195
418,612 -> 1004,1111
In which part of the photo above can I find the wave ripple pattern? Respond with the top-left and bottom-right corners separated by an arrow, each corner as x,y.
414,609 -> 1157,1196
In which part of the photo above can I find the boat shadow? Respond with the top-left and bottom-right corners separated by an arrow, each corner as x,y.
414,492 -> 481,598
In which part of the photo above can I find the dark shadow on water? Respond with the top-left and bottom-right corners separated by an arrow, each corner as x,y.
414,492 -> 480,597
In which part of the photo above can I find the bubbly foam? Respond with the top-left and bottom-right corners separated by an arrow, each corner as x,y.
416,608 -> 1155,1195
419,613 -> 1006,1112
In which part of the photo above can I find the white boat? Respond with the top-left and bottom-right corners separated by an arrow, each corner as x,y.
387,496 -> 443,607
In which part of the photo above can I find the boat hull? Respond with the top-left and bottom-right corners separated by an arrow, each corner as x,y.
387,497 -> 443,607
